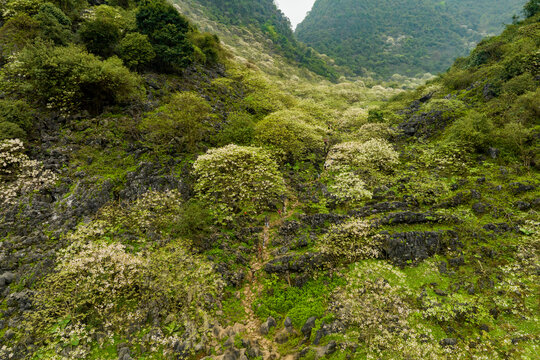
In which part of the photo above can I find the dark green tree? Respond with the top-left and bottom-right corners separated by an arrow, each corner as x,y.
79,18 -> 121,57
136,0 -> 193,70
117,32 -> 155,70
524,0 -> 540,17
34,3 -> 72,45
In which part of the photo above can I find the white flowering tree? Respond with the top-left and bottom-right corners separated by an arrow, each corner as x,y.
325,138 -> 399,173
193,144 -> 286,220
324,138 -> 399,204
0,139 -> 57,206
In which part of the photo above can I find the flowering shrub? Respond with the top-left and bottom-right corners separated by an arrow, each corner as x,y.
353,122 -> 398,142
318,218 -> 380,263
30,237 -> 224,358
335,107 -> 368,131
0,139 -> 57,206
193,144 -> 286,220
327,171 -> 373,204
325,138 -> 399,173
254,109 -> 327,162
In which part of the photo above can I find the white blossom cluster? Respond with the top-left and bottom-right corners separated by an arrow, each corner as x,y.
325,138 -> 399,173
318,218 -> 380,263
0,139 -> 57,206
193,144 -> 285,219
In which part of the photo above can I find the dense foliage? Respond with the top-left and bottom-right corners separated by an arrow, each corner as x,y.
192,0 -> 338,80
296,0 -> 527,78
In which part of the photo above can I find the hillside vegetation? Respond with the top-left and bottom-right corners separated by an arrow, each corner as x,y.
0,0 -> 538,359
296,0 -> 527,78
187,0 -> 339,80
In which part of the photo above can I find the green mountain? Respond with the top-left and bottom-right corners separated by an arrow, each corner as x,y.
296,0 -> 526,78
0,0 -> 538,359
189,0 -> 339,80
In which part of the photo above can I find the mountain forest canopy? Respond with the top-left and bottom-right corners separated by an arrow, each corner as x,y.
0,0 -> 538,359
296,0 -> 528,78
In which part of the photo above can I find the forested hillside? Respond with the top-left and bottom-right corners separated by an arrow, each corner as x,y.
439,0 -> 526,35
296,0 -> 527,78
189,0 -> 339,80
0,0 -> 538,359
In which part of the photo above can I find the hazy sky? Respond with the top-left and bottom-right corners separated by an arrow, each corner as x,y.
275,0 -> 316,29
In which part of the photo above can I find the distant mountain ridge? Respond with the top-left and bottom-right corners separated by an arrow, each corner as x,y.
296,0 -> 526,78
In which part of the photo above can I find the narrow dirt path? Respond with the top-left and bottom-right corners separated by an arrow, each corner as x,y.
239,200 -> 299,359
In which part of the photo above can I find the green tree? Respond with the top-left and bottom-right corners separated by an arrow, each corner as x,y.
254,109 -> 327,163
190,32 -> 223,64
0,14 -> 39,64
1,43 -> 142,113
79,17 -> 121,57
193,144 -> 286,219
0,121 -> 26,140
140,92 -> 215,152
117,32 -> 155,70
524,0 -> 540,17
34,2 -> 71,45
136,0 -> 193,70
0,99 -> 34,133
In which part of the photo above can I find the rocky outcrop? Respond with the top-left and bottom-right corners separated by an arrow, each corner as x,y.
264,252 -> 327,274
382,230 -> 461,266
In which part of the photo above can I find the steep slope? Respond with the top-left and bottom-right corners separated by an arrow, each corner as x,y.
186,0 -> 339,80
296,0 -> 526,78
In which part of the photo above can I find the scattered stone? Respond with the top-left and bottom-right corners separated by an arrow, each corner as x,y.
438,261 -> 448,274
264,253 -> 326,274
379,211 -> 440,226
515,201 -> 531,211
222,347 -> 241,360
483,223 -> 516,233
0,272 -> 15,287
449,255 -> 465,267
324,340 -> 337,355
313,320 -> 345,345
382,230 -> 461,266
260,316 -> 277,335
434,288 -> 448,296
470,189 -> 482,199
284,317 -> 293,328
274,329 -> 290,344
472,202 -> 490,214
301,316 -> 317,338
488,148 -> 499,159
440,338 -> 457,347
3,329 -> 15,340
509,182 -> 536,194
